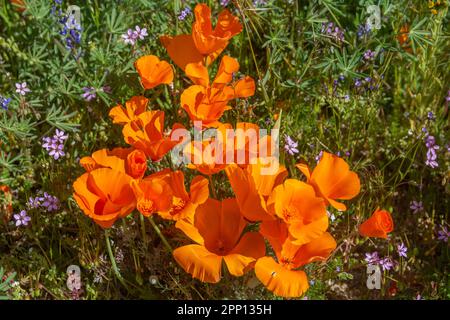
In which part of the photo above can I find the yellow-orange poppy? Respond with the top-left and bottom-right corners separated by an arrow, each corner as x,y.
73,168 -> 136,228
160,4 -> 242,70
226,158 -> 288,222
79,147 -> 147,179
296,151 -> 360,211
173,198 -> 266,283
122,110 -> 185,161
130,169 -> 173,217
255,219 -> 336,298
135,55 -> 174,89
158,171 -> 209,221
359,208 -> 394,239
109,96 -> 149,126
267,179 -> 328,245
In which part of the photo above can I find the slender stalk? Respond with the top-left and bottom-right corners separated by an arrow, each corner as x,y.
209,174 -> 217,199
140,213 -> 148,249
105,230 -> 129,290
148,216 -> 173,253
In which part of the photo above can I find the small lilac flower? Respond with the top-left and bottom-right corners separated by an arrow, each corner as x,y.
81,87 -> 96,101
354,78 -> 362,87
13,210 -> 31,227
220,0 -> 230,6
363,50 -> 376,61
397,243 -> 407,258
41,193 -> 60,212
42,136 -> 55,151
122,29 -> 138,45
321,21 -> 345,42
425,135 -> 439,168
284,135 -> 299,155
343,94 -> 350,102
357,23 -> 371,39
427,111 -> 435,121
365,252 -> 380,264
410,200 -> 423,214
15,82 -> 31,96
437,225 -> 449,242
54,129 -> 68,143
49,143 -> 65,160
379,257 -> 394,271
28,196 -> 41,209
0,95 -> 11,110
178,7 -> 192,21
134,26 -> 148,40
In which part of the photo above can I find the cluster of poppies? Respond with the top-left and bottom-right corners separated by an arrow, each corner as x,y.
72,3 -> 394,298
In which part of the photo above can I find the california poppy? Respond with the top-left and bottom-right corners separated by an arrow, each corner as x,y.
0,185 -> 13,222
135,55 -> 173,90
130,169 -> 173,217
122,110 -> 185,161
226,158 -> 288,222
80,147 -> 147,179
267,179 -> 328,245
184,137 -> 230,175
173,198 -> 266,283
296,151 -> 360,211
73,168 -> 136,228
255,219 -> 336,298
10,0 -> 25,12
359,208 -> 394,239
109,96 -> 149,126
158,171 -> 209,221
397,24 -> 412,53
160,4 -> 242,70
181,56 -> 255,127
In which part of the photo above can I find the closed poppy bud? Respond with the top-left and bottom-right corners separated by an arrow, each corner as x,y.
10,0 -> 25,12
126,149 -> 147,179
359,208 -> 394,239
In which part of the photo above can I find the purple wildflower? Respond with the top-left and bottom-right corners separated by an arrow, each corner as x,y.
397,243 -> 407,258
54,129 -> 68,143
425,135 -> 439,168
364,252 -> 380,264
357,23 -> 371,39
427,111 -> 435,121
49,143 -> 65,160
321,22 -> 345,42
41,192 -> 60,212
178,7 -> 192,21
379,257 -> 394,271
0,95 -> 11,110
122,29 -> 138,45
28,196 -> 41,209
410,200 -> 423,214
134,26 -> 148,40
437,225 -> 449,242
284,135 -> 299,155
220,0 -> 230,6
13,210 -> 31,227
315,150 -> 324,163
42,130 -> 68,160
81,87 -> 96,101
363,50 -> 376,61
15,82 -> 31,96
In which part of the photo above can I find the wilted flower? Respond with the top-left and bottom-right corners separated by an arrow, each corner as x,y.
13,210 -> 31,227
15,82 -> 30,95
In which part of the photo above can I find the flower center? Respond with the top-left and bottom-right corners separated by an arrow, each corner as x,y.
169,197 -> 187,216
137,198 -> 156,216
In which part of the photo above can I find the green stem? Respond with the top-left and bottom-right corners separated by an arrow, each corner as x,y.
148,216 -> 173,253
208,175 -> 217,199
105,230 -> 129,290
140,213 -> 148,249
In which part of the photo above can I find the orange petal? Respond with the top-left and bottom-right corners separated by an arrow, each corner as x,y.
189,175 -> 209,205
359,208 -> 394,239
173,244 -> 223,283
233,76 -> 255,98
255,256 -> 309,298
185,62 -> 209,87
160,34 -> 204,70
213,55 -> 239,88
175,218 -> 205,245
293,232 -> 337,267
135,55 -> 173,89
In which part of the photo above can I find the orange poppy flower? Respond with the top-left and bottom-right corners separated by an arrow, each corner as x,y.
109,96 -> 149,126
255,220 -> 336,298
359,208 -> 394,239
184,137 -> 230,175
122,110 -> 185,161
158,171 -> 209,221
226,158 -> 288,222
135,55 -> 174,90
181,56 -> 255,127
296,151 -> 360,211
79,147 -> 147,179
73,168 -> 136,228
173,198 -> 266,283
0,185 -> 13,217
160,4 -> 242,70
397,24 -> 412,53
130,169 -> 173,217
267,179 -> 328,245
